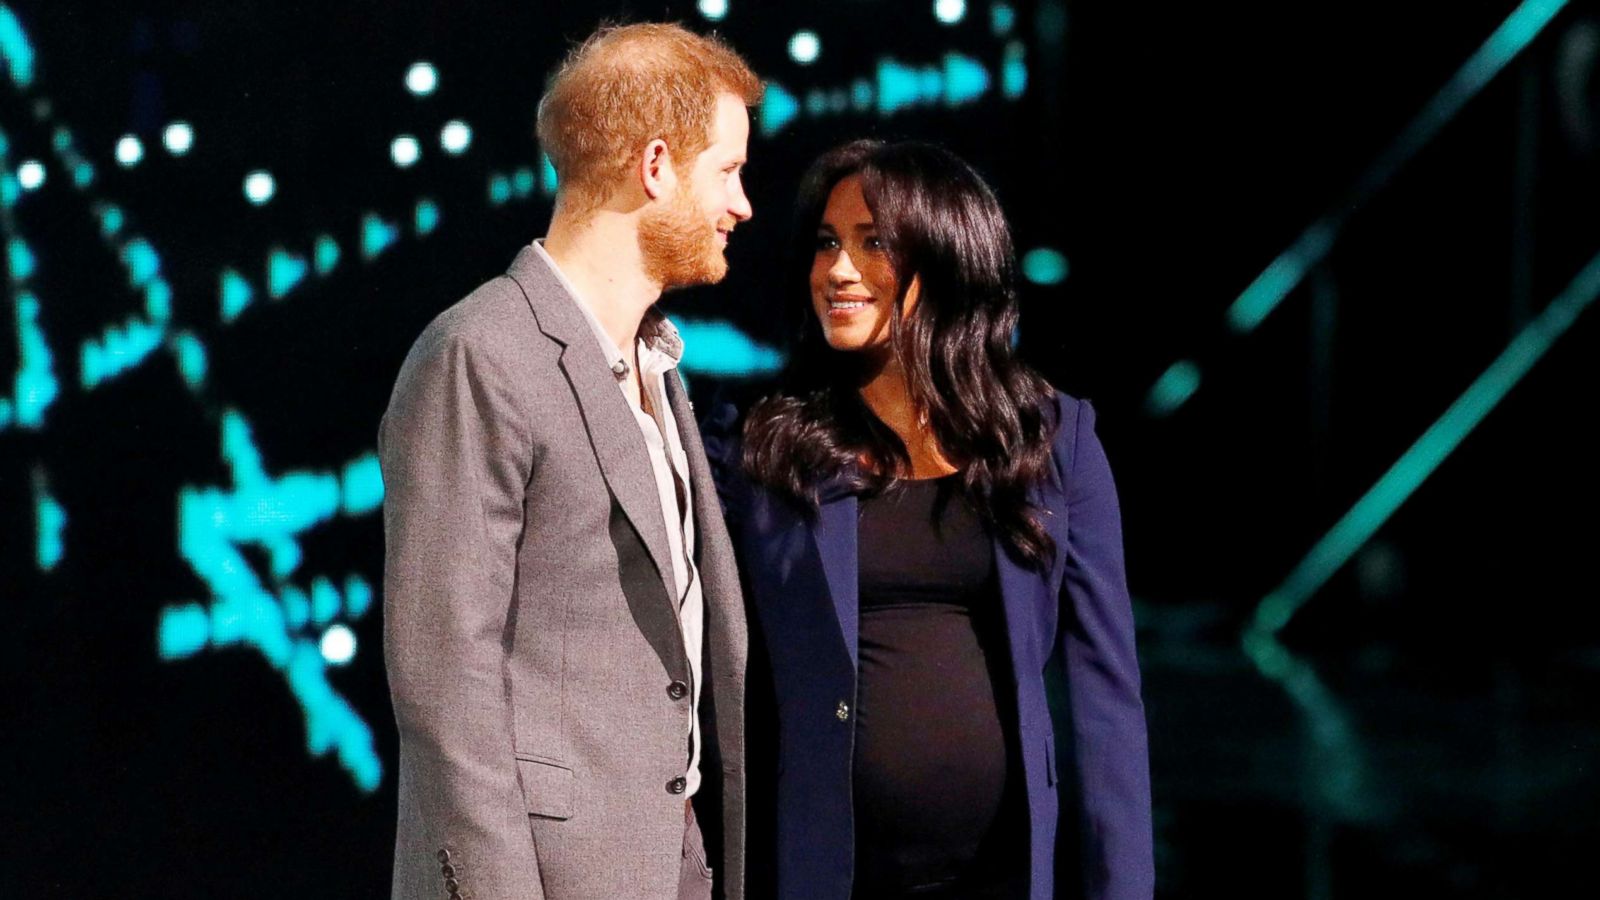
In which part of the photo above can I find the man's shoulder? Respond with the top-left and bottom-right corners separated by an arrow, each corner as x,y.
401,267 -> 554,372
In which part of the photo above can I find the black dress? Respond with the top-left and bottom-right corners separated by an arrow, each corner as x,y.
852,475 -> 1029,899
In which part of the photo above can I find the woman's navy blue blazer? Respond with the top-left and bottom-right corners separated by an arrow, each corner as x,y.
704,392 -> 1153,900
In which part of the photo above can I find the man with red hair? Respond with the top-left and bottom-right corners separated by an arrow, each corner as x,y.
380,23 -> 761,900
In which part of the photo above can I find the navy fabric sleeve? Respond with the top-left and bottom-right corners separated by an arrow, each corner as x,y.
1055,396 -> 1155,900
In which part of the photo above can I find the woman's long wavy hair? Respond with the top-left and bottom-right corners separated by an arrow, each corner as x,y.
743,139 -> 1059,568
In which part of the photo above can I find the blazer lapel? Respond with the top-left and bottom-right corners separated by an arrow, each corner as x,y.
506,246 -> 679,618
813,488 -> 860,669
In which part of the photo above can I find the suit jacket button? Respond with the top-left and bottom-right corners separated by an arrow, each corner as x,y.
668,775 -> 687,794
836,700 -> 850,721
436,849 -> 451,864
667,680 -> 689,700
441,864 -> 456,878
445,878 -> 460,892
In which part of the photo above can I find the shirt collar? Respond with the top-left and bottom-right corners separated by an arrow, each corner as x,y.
531,240 -> 683,379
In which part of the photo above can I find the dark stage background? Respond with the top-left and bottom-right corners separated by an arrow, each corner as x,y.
2,1 -> 1597,897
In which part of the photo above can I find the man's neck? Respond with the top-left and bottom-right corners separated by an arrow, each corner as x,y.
542,210 -> 663,355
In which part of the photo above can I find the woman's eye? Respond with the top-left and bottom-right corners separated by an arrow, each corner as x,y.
814,234 -> 839,251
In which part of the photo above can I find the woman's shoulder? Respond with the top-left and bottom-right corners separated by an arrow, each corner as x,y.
699,393 -> 746,476
1041,387 -> 1100,481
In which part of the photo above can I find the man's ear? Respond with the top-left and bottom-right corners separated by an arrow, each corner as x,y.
639,138 -> 676,201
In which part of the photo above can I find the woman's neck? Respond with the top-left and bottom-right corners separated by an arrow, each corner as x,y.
858,353 -> 959,480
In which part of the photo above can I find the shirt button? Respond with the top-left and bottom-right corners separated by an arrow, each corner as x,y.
667,680 -> 689,701
836,700 -> 850,721
667,775 -> 688,794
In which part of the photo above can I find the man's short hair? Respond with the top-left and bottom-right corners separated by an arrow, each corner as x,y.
536,23 -> 763,219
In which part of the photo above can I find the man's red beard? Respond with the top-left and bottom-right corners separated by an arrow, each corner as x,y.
639,187 -> 732,289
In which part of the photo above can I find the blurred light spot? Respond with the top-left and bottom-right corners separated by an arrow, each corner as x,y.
789,31 -> 820,65
320,624 -> 357,666
934,0 -> 967,25
163,121 -> 193,155
992,2 -> 1016,35
244,170 -> 275,205
391,135 -> 420,168
116,135 -> 143,167
1021,247 -> 1068,285
405,62 -> 437,96
440,120 -> 471,155
17,159 -> 43,190
698,0 -> 729,20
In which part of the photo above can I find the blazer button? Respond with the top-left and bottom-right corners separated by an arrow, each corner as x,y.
436,849 -> 451,864
441,864 -> 456,878
444,878 -> 460,892
836,700 -> 850,721
667,775 -> 687,794
667,680 -> 689,700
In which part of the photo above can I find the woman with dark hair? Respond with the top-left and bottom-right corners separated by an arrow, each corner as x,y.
706,139 -> 1152,900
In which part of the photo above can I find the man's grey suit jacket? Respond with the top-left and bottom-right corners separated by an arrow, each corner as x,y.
379,245 -> 747,900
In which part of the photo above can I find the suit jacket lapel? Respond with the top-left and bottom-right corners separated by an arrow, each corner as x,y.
814,490 -> 860,669
506,246 -> 679,619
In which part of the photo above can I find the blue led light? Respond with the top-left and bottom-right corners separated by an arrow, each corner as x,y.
144,278 -> 172,321
160,409 -> 385,790
1002,41 -> 1027,99
488,173 -> 511,206
220,268 -> 254,322
943,52 -> 990,106
1145,360 -> 1201,416
540,153 -> 559,195
96,204 -> 124,238
171,331 -> 207,389
1021,248 -> 1068,285
36,483 -> 65,570
314,234 -> 340,275
341,453 -> 383,515
12,292 -> 58,428
992,2 -> 1016,35
361,213 -> 399,260
509,167 -> 533,198
267,247 -> 309,299
344,575 -> 374,619
311,577 -> 342,626
0,4 -> 37,87
121,237 -> 160,287
9,235 -> 34,279
673,318 -> 785,378
851,79 -> 874,111
414,199 -> 439,236
697,0 -> 729,21
761,82 -> 800,136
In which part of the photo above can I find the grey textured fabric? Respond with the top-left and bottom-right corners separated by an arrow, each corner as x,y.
380,245 -> 747,900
